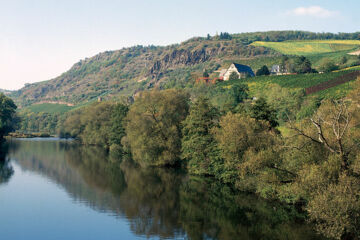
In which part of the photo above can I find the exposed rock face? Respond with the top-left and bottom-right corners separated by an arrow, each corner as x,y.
150,48 -> 212,76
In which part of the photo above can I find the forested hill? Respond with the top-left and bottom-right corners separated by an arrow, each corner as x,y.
10,31 -> 360,107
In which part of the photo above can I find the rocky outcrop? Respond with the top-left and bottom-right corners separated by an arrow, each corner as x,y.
149,48 -> 220,76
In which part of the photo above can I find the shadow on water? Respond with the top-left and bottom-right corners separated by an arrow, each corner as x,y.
7,139 -> 325,240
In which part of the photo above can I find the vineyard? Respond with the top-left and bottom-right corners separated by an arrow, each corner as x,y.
216,69 -> 359,100
305,71 -> 360,95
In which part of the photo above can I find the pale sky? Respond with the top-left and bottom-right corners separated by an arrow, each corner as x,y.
0,0 -> 359,90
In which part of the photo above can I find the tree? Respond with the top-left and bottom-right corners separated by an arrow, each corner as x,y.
285,94 -> 360,239
282,56 -> 313,74
292,56 -> 313,73
229,72 -> 240,80
109,103 -> 129,153
306,174 -> 360,240
213,112 -> 279,189
125,89 -> 190,167
0,93 -> 17,141
288,99 -> 358,171
181,97 -> 220,175
251,97 -> 278,128
256,65 -> 270,76
80,102 -> 114,148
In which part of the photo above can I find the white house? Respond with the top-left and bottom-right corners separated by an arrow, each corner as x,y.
223,63 -> 255,81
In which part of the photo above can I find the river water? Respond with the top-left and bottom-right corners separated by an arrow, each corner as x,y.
0,138 -> 323,240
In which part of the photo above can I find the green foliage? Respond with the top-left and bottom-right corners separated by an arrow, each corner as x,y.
17,110 -> 61,134
306,174 -> 360,239
125,89 -> 189,167
256,65 -> 270,76
0,93 -> 17,140
213,112 -> 279,189
209,83 -> 249,112
77,102 -> 114,148
280,55 -> 314,74
279,93 -> 360,239
61,101 -> 129,151
251,97 -> 278,128
109,103 -> 129,153
181,97 -> 220,175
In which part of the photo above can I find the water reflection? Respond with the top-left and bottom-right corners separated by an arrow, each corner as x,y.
6,139 -> 323,240
0,143 -> 13,185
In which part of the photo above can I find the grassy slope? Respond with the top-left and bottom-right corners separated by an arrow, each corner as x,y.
251,40 -> 360,55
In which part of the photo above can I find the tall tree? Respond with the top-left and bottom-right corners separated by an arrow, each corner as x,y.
126,89 -> 189,167
213,112 -> 279,188
251,97 -> 278,128
109,103 -> 129,153
181,97 -> 220,175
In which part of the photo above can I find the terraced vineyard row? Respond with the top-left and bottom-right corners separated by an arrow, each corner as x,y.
305,71 -> 360,95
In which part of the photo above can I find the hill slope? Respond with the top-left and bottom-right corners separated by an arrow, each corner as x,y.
9,31 -> 360,107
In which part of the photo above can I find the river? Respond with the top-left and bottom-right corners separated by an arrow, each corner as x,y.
0,138 -> 324,240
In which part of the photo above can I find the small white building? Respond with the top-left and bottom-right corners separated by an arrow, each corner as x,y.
271,64 -> 287,75
223,63 -> 255,81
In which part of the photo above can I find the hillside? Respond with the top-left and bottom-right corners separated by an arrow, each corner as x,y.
9,31 -> 360,108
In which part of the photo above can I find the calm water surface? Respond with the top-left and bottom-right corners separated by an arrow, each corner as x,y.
0,139 -> 322,240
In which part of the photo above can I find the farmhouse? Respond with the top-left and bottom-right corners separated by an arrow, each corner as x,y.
223,63 -> 255,80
